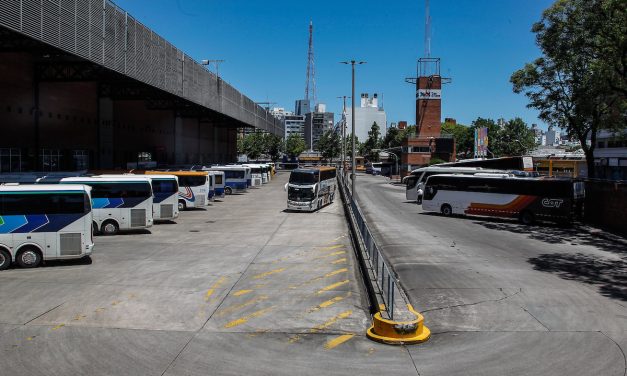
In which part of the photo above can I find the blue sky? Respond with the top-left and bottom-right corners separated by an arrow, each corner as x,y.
114,0 -> 554,129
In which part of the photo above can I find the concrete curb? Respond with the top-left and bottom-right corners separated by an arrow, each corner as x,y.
366,304 -> 431,345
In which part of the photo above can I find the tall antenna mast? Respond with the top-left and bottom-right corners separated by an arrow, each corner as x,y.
424,0 -> 431,57
304,21 -> 317,105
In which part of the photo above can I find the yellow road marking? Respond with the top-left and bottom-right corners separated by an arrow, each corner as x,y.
313,250 -> 346,260
324,268 -> 348,278
317,280 -> 349,294
290,310 -> 354,344
215,296 -> 269,317
247,329 -> 271,338
321,244 -> 344,251
51,324 -> 65,331
95,307 -> 105,313
224,306 -> 275,328
311,310 -> 352,332
233,289 -> 253,297
309,295 -> 346,313
331,258 -> 347,264
253,267 -> 286,279
205,276 -> 228,301
111,300 -> 121,306
72,314 -> 86,321
324,334 -> 355,349
26,336 -> 35,341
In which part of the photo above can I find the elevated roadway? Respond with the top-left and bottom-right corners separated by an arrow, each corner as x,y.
354,173 -> 627,376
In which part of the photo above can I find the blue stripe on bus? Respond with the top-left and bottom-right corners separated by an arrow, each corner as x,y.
226,181 -> 247,189
0,215 -> 28,233
17,215 -> 49,232
92,197 -> 147,208
154,192 -> 176,204
0,214 -> 85,234
215,188 -> 224,195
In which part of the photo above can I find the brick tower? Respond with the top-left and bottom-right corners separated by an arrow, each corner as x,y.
415,57 -> 442,138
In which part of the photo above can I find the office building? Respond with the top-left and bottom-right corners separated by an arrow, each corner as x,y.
344,93 -> 387,143
304,103 -> 334,150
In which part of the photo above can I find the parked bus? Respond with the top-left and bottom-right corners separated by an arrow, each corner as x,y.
146,171 -> 209,210
244,164 -> 264,187
403,166 -> 506,203
97,174 -> 179,221
0,184 -> 94,269
421,174 -> 585,224
207,171 -> 226,198
286,167 -> 337,212
60,176 -> 154,235
208,166 -> 248,195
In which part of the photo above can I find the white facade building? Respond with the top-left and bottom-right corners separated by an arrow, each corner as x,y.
344,93 -> 387,143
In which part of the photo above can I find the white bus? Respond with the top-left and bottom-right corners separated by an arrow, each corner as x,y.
421,174 -> 585,225
147,171 -> 209,210
209,166 -> 248,195
97,174 -> 180,221
207,171 -> 225,198
244,164 -> 264,187
60,176 -> 154,235
0,184 -> 94,269
286,167 -> 337,212
403,166 -> 505,203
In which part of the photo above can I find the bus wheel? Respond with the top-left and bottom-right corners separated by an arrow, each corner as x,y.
225,187 -> 233,195
101,220 -> 119,236
178,200 -> 187,211
520,211 -> 535,225
0,249 -> 11,270
441,204 -> 453,216
16,247 -> 42,268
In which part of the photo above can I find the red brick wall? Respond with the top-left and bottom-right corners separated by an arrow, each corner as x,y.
416,76 -> 442,138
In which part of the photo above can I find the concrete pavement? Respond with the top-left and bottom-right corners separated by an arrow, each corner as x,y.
354,173 -> 627,376
0,172 -> 423,376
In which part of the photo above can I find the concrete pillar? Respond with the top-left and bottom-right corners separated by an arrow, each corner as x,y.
174,116 -> 184,164
98,97 -> 114,169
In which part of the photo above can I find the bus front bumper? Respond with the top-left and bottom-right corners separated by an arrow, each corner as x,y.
287,201 -> 314,211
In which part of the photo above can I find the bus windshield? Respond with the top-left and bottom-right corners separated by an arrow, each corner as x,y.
178,176 -> 207,187
288,186 -> 315,202
290,171 -> 317,185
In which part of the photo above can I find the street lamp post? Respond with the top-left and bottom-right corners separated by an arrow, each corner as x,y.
201,59 -> 225,80
340,60 -> 366,195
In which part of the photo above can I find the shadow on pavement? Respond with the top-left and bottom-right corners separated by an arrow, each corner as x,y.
473,219 -> 627,255
529,252 -> 627,302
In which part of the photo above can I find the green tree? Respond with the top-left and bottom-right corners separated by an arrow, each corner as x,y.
316,130 -> 341,162
362,122 -> 382,161
285,134 -> 306,158
263,134 -> 284,162
441,122 -> 474,158
499,118 -> 537,156
344,134 -> 360,157
511,0 -> 626,177
242,132 -> 265,160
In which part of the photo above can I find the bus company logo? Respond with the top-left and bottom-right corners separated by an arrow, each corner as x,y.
542,198 -> 563,208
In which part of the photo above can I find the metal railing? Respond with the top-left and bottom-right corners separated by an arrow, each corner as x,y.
0,0 -> 283,135
338,171 -> 399,319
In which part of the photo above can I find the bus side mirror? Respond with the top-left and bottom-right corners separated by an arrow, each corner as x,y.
284,183 -> 288,191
